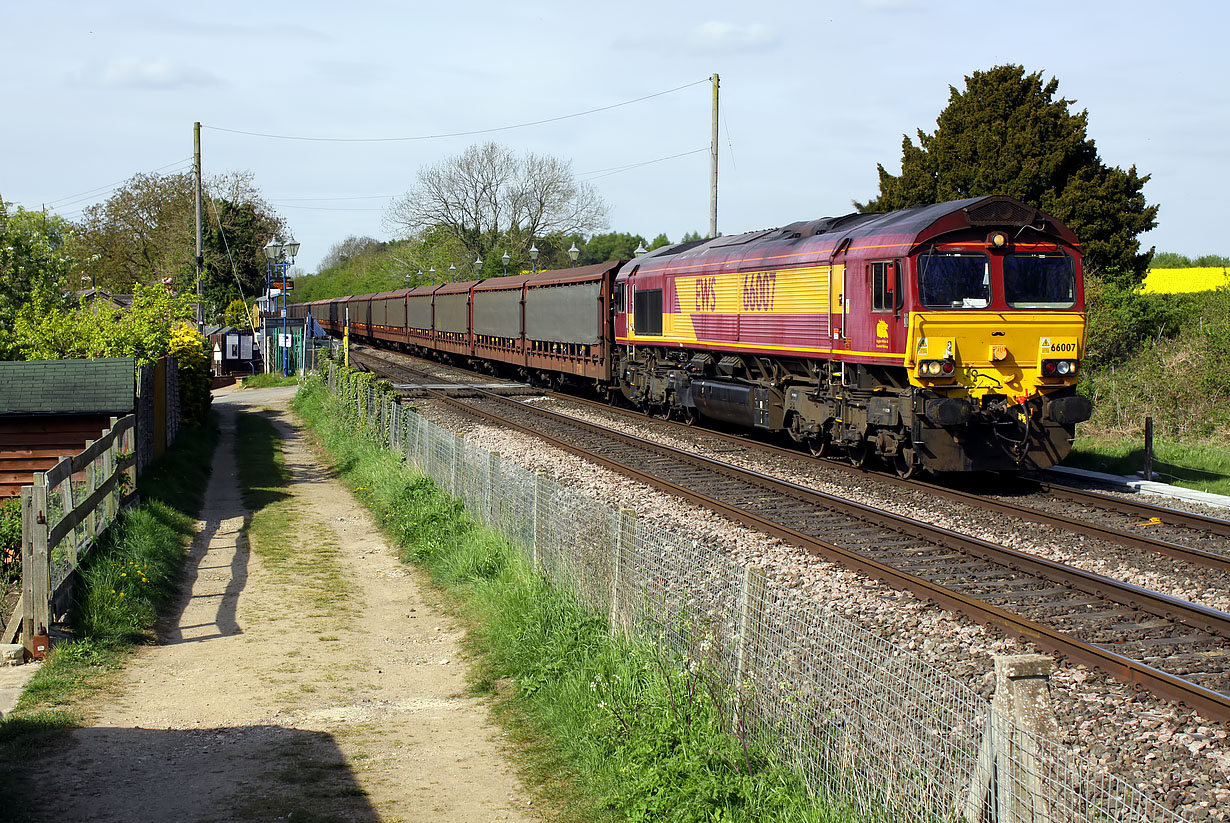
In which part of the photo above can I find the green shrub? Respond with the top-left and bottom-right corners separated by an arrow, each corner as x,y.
1,497 -> 20,583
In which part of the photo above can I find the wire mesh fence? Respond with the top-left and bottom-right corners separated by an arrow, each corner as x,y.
327,363 -> 1189,823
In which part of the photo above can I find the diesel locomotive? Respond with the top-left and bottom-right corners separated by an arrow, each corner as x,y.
297,195 -> 1092,475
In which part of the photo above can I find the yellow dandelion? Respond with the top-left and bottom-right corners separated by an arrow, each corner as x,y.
119,592 -> 126,597
121,572 -> 127,577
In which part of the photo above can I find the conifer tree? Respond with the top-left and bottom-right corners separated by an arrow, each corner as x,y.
859,65 -> 1157,286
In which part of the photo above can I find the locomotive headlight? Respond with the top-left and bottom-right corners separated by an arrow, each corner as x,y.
1041,359 -> 1078,378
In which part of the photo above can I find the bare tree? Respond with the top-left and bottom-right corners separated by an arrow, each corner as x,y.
383,142 -> 608,264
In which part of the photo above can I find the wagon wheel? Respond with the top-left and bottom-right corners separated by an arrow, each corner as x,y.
678,406 -> 697,426
807,435 -> 830,458
894,447 -> 920,479
848,440 -> 870,468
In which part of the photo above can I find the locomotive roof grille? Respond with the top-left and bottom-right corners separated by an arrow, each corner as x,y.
964,199 -> 1041,228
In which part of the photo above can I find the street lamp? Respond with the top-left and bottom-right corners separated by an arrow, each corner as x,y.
568,242 -> 580,264
501,251 -> 510,276
528,243 -> 539,274
429,265 -> 436,282
634,242 -> 647,256
448,263 -> 457,282
474,256 -> 483,278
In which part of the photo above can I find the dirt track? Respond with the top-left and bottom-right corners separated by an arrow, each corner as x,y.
18,385 -> 537,823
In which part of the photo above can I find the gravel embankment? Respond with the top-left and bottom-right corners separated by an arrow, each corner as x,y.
395,379 -> 1229,822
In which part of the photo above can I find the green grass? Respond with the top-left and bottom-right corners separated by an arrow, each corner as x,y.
1065,436 -> 1230,496
291,376 -> 844,823
233,412 -> 353,625
241,373 -> 301,390
0,417 -> 218,801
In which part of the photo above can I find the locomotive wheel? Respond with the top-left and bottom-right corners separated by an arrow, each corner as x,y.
848,441 -> 870,468
808,437 -> 830,457
894,448 -> 919,479
678,407 -> 696,426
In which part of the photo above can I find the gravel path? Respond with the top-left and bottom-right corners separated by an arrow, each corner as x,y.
18,386 -> 537,823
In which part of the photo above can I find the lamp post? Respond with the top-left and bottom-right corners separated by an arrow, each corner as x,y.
474,256 -> 483,279
501,251 -> 510,276
568,242 -> 580,265
263,238 -> 301,377
428,265 -> 436,283
448,263 -> 457,282
634,242 -> 647,256
528,243 -> 539,274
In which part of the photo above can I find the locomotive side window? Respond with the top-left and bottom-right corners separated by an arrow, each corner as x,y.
917,252 -> 990,309
871,261 -> 898,311
1004,254 -> 1075,309
613,282 -> 625,312
633,288 -> 663,336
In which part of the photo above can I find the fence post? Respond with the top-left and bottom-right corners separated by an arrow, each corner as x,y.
450,436 -> 459,497
964,654 -> 1059,823
486,451 -> 501,527
21,477 -> 51,657
532,473 -> 549,574
734,565 -> 768,718
610,508 -> 636,634
1143,416 -> 1154,481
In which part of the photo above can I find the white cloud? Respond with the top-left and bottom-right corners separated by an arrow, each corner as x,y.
71,58 -> 222,90
688,21 -> 780,53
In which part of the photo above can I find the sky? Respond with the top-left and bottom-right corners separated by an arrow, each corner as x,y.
3,0 -> 1226,275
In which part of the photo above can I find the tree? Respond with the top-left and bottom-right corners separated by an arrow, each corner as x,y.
648,233 -> 671,250
858,65 -> 1158,286
384,142 -> 608,272
576,232 -> 649,265
318,236 -> 384,271
0,198 -> 78,358
76,169 -> 289,323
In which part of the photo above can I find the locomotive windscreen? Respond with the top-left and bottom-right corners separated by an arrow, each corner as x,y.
525,282 -> 601,344
1004,254 -> 1075,309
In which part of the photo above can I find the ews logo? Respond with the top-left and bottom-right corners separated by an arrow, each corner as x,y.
694,277 -> 717,312
742,271 -> 776,311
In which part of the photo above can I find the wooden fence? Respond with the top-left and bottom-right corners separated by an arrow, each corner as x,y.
5,415 -> 137,654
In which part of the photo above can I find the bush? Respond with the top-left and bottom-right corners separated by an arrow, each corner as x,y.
169,322 -> 211,427
1,497 -> 20,584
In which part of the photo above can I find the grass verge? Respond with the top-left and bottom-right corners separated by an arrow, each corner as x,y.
1066,436 -> 1230,497
291,376 -> 843,823
240,373 -> 301,390
233,412 -> 353,627
0,416 -> 218,798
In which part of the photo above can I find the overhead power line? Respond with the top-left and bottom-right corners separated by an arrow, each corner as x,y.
580,148 -> 709,181
202,78 -> 709,143
43,157 -> 194,209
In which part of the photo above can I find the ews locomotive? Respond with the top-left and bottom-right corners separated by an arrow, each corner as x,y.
299,195 -> 1092,475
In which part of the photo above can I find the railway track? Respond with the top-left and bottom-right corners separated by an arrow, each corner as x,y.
351,347 -> 1230,720
354,346 -> 1230,572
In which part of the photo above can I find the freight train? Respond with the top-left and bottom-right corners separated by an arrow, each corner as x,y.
294,195 -> 1092,475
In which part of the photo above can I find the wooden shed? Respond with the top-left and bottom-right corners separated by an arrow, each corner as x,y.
0,358 -> 136,498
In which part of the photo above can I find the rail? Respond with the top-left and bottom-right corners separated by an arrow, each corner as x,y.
327,361 -> 1196,823
6,414 -> 138,653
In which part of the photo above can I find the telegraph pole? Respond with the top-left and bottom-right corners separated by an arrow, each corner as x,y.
194,121 -> 204,328
709,73 -> 719,239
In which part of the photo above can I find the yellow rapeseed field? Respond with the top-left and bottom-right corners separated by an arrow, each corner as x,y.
1141,267 -> 1230,294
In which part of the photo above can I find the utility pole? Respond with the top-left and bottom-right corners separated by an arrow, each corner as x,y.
194,121 -> 204,328
709,73 -> 719,239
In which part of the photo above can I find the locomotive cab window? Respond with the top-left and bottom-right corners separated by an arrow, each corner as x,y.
870,261 -> 901,312
613,282 -> 626,312
917,252 -> 990,309
633,288 -> 663,336
1004,254 -> 1075,309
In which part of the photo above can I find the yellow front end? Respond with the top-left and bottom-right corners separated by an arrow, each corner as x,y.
904,312 -> 1085,402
